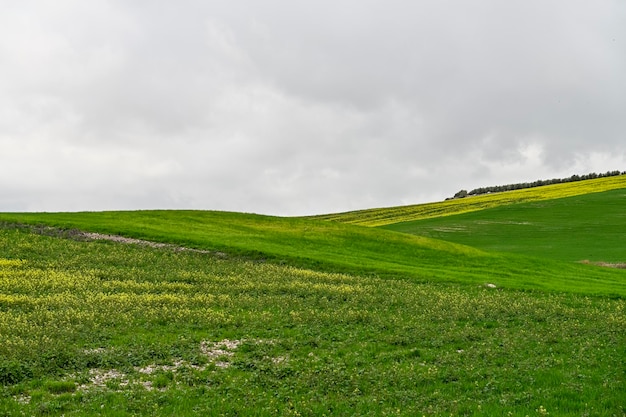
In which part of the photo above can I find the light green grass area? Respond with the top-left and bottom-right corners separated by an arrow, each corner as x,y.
1,226 -> 624,416
313,175 -> 626,226
383,188 -> 626,263
1,211 -> 625,297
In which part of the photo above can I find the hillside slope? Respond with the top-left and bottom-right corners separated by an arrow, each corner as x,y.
311,175 -> 626,226
382,188 -> 626,263
1,210 -> 625,297
2,224 -> 624,415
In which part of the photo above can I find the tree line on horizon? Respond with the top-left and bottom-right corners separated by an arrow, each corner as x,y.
451,170 -> 626,199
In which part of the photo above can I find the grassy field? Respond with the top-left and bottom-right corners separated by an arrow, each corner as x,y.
312,175 -> 626,226
382,188 -> 626,263
1,176 -> 626,415
0,211 -> 625,297
0,224 -> 624,416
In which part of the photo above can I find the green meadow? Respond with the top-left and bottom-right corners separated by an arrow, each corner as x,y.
382,188 -> 626,264
313,174 -> 626,226
1,176 -> 625,416
1,209 -> 625,297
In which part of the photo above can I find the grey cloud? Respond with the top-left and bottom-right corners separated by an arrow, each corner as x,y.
1,1 -> 625,215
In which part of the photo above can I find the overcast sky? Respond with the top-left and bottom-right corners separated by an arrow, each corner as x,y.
1,1 -> 625,216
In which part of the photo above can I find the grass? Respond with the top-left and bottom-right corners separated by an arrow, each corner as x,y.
0,211 -> 625,297
311,174 -> 626,226
0,225 -> 624,416
382,188 -> 626,263
1,176 -> 626,415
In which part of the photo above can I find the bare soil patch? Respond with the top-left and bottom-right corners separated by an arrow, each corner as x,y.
578,260 -> 626,269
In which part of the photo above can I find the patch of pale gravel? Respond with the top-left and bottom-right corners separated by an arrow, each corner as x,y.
271,356 -> 287,364
140,380 -> 155,391
10,224 -> 230,257
79,369 -> 129,391
199,339 -> 242,369
136,360 -> 205,375
200,339 -> 241,359
78,368 -> 164,392
81,233 -> 171,248
594,262 -> 626,269
199,339 -> 280,368
433,226 -> 468,232
80,231 -> 226,257
82,347 -> 112,355
73,339 -> 283,393
578,260 -> 626,269
13,395 -> 31,405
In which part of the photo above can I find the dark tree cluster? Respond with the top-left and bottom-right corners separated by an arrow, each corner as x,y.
451,170 -> 625,199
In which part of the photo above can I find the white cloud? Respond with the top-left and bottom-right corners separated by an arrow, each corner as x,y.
1,0 -> 625,215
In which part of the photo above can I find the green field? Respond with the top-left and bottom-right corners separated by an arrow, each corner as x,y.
1,176 -> 626,416
382,188 -> 626,264
0,209 -> 624,297
313,174 -> 626,226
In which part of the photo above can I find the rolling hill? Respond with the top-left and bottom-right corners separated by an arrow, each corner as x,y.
1,175 -> 625,416
1,202 -> 625,297
382,187 -> 626,264
311,174 -> 626,226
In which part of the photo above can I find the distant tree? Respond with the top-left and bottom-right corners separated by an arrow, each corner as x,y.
454,170 -> 625,199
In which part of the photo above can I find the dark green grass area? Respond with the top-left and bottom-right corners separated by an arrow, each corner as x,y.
383,188 -> 626,263
1,210 -> 626,296
1,227 -> 625,416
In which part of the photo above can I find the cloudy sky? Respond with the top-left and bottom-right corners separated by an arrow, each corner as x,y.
1,1 -> 625,215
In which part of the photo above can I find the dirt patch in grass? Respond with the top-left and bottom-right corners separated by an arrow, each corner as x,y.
578,260 -> 626,269
80,232 -> 230,257
6,222 -> 229,258
73,339 -> 282,393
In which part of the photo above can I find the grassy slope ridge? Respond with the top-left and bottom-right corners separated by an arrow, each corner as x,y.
383,188 -> 626,263
311,175 -> 626,226
1,210 -> 625,297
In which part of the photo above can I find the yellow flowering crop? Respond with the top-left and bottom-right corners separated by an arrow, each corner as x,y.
314,175 -> 626,226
